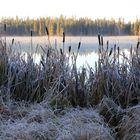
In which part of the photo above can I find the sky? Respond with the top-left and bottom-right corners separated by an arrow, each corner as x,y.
0,0 -> 140,22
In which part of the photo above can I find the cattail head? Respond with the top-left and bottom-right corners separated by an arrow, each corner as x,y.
4,24 -> 6,32
107,40 -> 109,47
30,29 -> 33,37
60,48 -> 63,55
106,40 -> 109,51
109,48 -> 113,57
137,41 -> 140,49
63,31 -> 65,43
98,34 -> 101,45
45,26 -> 49,36
69,46 -> 71,53
78,42 -> 81,50
130,46 -> 132,56
12,38 -> 14,45
117,46 -> 120,55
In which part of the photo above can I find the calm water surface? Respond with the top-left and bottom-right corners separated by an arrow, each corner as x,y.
5,36 -> 139,68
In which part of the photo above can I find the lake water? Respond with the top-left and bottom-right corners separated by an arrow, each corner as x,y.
4,36 -> 139,68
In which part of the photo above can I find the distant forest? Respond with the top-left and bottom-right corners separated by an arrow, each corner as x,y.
0,16 -> 140,36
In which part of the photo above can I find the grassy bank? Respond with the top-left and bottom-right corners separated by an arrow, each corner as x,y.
0,26 -> 140,139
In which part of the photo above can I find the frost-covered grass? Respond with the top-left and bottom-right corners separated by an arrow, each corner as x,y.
0,30 -> 140,139
0,97 -> 139,140
0,99 -> 115,140
117,105 -> 140,140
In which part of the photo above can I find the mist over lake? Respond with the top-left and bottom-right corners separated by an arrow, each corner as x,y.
5,35 -> 139,67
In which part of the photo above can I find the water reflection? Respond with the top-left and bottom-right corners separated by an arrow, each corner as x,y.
5,36 -> 139,68
76,52 -> 98,68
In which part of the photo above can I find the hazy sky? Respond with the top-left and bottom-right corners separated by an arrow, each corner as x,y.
0,0 -> 140,22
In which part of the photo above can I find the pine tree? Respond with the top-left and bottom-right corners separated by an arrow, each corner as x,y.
134,18 -> 139,35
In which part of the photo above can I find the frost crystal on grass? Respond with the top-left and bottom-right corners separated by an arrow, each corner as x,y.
0,102 -> 115,140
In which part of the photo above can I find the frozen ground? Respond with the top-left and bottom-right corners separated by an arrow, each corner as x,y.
0,97 -> 140,140
0,97 -> 115,140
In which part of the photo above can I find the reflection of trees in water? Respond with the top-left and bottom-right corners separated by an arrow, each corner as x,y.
6,37 -> 134,69
11,44 -> 132,58
6,36 -> 135,57
11,42 -> 99,56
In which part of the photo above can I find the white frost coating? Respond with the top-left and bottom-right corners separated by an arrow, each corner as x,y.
118,105 -> 140,140
0,101 -> 115,140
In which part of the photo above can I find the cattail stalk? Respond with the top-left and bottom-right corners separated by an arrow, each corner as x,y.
106,40 -> 109,54
45,26 -> 49,37
68,46 -> 71,60
75,41 -> 81,63
63,31 -> 65,53
60,48 -> 63,55
77,41 -> 81,56
101,36 -> 103,46
109,48 -> 113,57
98,34 -> 101,46
3,23 -> 7,54
63,31 -> 65,43
12,38 -> 14,45
78,42 -> 81,50
117,46 -> 120,65
137,41 -> 140,49
101,36 -> 103,52
3,23 -> 7,77
30,29 -> 33,55
69,46 -> 71,54
98,34 -> 101,59
45,26 -> 51,47
4,24 -> 6,32
114,44 -> 116,62
130,46 -> 132,57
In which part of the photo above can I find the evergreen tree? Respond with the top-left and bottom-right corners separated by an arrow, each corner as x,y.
0,16 -> 139,36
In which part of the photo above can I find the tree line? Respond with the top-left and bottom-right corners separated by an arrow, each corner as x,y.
0,16 -> 140,36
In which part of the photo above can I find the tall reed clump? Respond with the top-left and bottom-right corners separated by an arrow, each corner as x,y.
65,41 -> 89,107
88,34 -> 140,108
86,35 -> 140,133
0,24 -> 8,85
1,27 -> 70,106
0,27 -> 139,110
